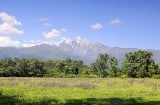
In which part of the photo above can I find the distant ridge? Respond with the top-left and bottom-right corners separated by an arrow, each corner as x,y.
0,39 -> 160,67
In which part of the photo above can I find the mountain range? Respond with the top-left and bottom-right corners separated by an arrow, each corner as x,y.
0,39 -> 160,67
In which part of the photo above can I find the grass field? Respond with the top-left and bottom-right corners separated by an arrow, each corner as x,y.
0,78 -> 160,105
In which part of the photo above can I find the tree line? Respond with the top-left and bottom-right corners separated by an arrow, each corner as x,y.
0,57 -> 88,77
0,58 -> 45,77
92,50 -> 160,78
0,50 -> 160,78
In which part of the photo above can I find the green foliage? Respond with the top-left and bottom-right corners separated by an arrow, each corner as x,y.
91,53 -> 118,77
28,58 -> 45,77
0,57 -> 92,77
122,50 -> 159,78
65,57 -> 72,63
152,74 -> 160,79
0,57 -> 45,77
42,57 -> 90,77
0,50 -> 160,78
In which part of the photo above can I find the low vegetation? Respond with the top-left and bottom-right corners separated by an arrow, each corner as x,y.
0,78 -> 160,105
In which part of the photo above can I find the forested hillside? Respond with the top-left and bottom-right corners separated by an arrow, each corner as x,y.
0,50 -> 160,78
0,40 -> 160,66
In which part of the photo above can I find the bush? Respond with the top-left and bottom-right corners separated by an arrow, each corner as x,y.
152,75 -> 160,79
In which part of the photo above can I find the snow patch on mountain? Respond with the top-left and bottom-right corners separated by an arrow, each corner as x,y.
51,37 -> 94,50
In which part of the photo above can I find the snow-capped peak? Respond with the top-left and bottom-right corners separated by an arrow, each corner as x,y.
60,37 -> 72,44
51,37 -> 94,47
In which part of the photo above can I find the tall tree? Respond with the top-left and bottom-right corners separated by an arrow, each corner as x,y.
0,58 -> 16,77
15,58 -> 29,77
122,50 -> 159,78
91,53 -> 118,77
28,58 -> 45,77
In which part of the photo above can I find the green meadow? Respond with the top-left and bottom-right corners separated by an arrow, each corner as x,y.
0,78 -> 160,105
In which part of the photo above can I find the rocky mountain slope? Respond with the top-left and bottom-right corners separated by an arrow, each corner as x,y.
0,39 -> 160,67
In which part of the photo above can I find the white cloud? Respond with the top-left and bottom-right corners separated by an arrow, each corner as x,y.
43,23 -> 52,26
39,18 -> 48,22
22,40 -> 56,47
0,23 -> 24,34
0,36 -> 90,48
40,18 -> 52,26
0,12 -> 24,35
111,18 -> 121,24
43,29 -> 61,38
0,37 -> 20,47
0,12 -> 21,25
90,23 -> 103,29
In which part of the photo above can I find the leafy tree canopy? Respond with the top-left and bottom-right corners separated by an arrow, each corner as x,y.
122,50 -> 159,78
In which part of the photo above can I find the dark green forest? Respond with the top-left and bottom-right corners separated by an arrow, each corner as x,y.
0,50 -> 160,78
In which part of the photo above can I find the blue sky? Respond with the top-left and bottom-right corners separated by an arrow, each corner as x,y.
0,0 -> 160,50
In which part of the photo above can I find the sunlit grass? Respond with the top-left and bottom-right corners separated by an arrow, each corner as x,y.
0,77 -> 160,105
